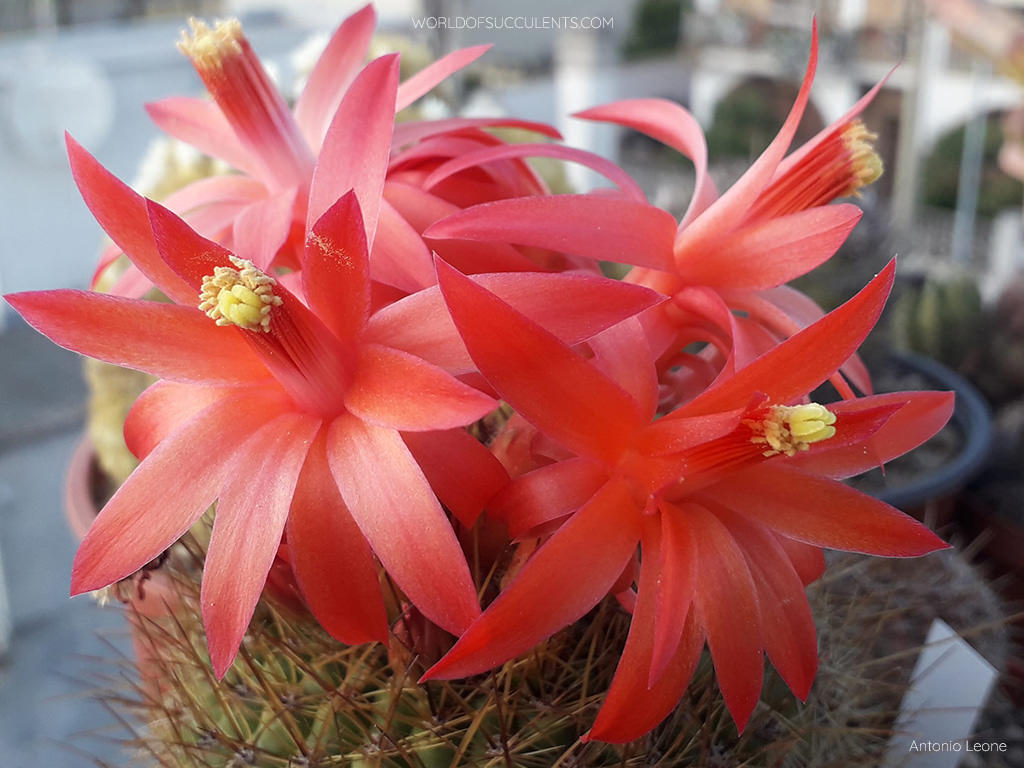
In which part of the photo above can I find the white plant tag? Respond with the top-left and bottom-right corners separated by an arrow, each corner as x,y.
884,618 -> 1002,767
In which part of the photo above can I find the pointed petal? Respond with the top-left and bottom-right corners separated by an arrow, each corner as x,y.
423,143 -> 646,202
587,517 -> 704,744
436,261 -> 646,463
775,534 -> 826,586
675,204 -> 862,292
576,99 -> 717,226
789,391 -> 955,478
585,317 -> 659,419
124,380 -> 242,460
308,54 -> 399,245
702,463 -> 950,556
649,503 -> 698,684
395,45 -> 491,112
688,502 -> 763,731
425,195 -> 678,272
326,414 -> 480,635
712,505 -> 818,700
161,175 -> 267,214
147,199 -> 235,290
402,429 -> 510,528
392,117 -> 560,149
6,290 -> 270,384
66,135 -> 196,305
681,260 -> 895,416
488,458 -> 608,537
70,390 -> 288,593
303,190 -> 370,341
371,200 -> 436,292
726,286 -> 874,395
422,479 -> 641,680
287,429 -> 388,645
674,22 -> 818,257
232,188 -> 297,270
294,4 -> 377,150
635,408 -> 745,456
383,181 -> 539,274
145,97 -> 264,178
344,344 -> 496,431
366,271 -> 663,374
203,412 -> 319,677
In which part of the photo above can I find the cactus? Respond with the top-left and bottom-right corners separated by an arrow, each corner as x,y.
86,530 -> 1006,768
891,269 -> 983,369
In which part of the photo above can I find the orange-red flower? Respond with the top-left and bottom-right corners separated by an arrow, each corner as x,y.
422,258 -> 952,741
7,159 -> 662,676
422,23 -> 889,400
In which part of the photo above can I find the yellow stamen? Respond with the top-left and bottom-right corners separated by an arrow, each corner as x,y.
198,256 -> 282,332
178,18 -> 243,70
842,121 -> 883,195
747,403 -> 837,457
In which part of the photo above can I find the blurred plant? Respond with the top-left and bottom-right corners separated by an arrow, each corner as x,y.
890,268 -> 984,370
622,0 -> 687,61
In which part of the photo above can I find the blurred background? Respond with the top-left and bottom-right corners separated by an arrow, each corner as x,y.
2,0 -> 1024,765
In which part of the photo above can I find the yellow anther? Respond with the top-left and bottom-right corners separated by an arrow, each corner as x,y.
178,18 -> 243,69
199,255 -> 282,332
748,403 -> 837,457
843,121 -> 883,194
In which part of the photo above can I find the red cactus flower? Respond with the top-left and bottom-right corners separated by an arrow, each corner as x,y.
422,22 -> 890,399
6,161 -> 663,676
421,258 -> 952,742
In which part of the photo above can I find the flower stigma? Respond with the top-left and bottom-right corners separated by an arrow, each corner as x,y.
747,403 -> 837,457
199,255 -> 282,332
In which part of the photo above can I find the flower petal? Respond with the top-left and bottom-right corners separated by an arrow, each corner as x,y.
308,53 -> 399,245
286,428 -> 389,645
395,44 -> 491,112
144,97 -> 264,179
366,271 -> 663,374
688,502 -> 763,731
294,4 -> 377,150
775,534 -> 826,585
147,199 -> 235,290
681,260 -> 895,416
203,412 -> 320,677
401,429 -> 510,528
392,117 -> 560,149
6,290 -> 270,384
232,188 -> 298,271
576,98 -> 717,227
303,189 -> 371,342
436,261 -> 647,463
424,195 -> 678,272
674,204 -> 862,292
371,200 -> 436,292
423,143 -> 647,202
712,504 -> 818,700
487,457 -> 609,537
70,390 -> 288,594
326,414 -> 480,635
422,479 -> 641,681
674,22 -> 818,257
789,391 -> 955,478
65,135 -> 196,305
344,344 -> 496,431
587,517 -> 704,744
702,463 -> 949,556
649,503 -> 698,684
124,380 -> 244,460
